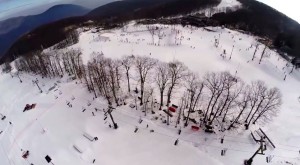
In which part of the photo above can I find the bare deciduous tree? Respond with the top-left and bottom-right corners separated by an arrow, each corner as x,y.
107,58 -> 121,106
244,81 -> 266,124
87,62 -> 98,98
244,81 -> 268,129
147,25 -> 156,44
90,55 -> 113,105
166,60 -> 187,107
259,45 -> 267,64
203,72 -> 225,124
143,87 -> 154,116
157,27 -> 164,46
220,76 -> 244,123
135,56 -> 157,105
252,43 -> 260,61
250,87 -> 282,124
227,86 -> 251,130
155,62 -> 170,110
184,73 -> 204,127
121,55 -> 134,93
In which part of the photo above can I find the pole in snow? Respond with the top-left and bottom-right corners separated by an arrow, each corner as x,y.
33,79 -> 42,93
107,105 -> 118,129
16,72 -> 23,83
229,45 -> 234,60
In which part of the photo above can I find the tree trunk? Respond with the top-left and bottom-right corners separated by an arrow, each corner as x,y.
227,104 -> 246,130
247,99 -> 264,125
140,81 -> 144,105
208,91 -> 223,120
126,71 -> 130,92
89,72 -> 97,98
166,85 -> 174,107
245,102 -> 257,123
203,95 -> 215,123
160,91 -> 164,110
259,46 -> 267,64
252,44 -> 259,61
184,93 -> 195,127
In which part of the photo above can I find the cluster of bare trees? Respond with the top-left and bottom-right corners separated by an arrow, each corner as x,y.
135,56 -> 158,105
250,43 -> 270,64
147,25 -> 167,46
154,60 -> 188,111
180,71 -> 282,131
12,48 -> 281,131
1,61 -> 12,73
147,25 -> 157,45
14,48 -> 83,79
146,25 -> 183,46
86,55 -> 122,106
53,30 -> 80,49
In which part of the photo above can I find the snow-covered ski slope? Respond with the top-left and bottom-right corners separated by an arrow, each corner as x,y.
1,22 -> 300,165
217,0 -> 241,8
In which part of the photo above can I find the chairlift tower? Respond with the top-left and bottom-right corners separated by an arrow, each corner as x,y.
244,137 -> 266,165
246,128 -> 276,165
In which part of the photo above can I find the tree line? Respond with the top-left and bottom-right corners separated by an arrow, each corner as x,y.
6,48 -> 282,132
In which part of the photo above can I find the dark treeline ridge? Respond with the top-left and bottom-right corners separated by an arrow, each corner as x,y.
2,0 -> 300,64
1,0 -> 220,63
1,16 -> 86,63
211,0 -> 300,57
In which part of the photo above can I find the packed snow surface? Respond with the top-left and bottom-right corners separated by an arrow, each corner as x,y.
1,22 -> 300,165
217,0 -> 241,8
